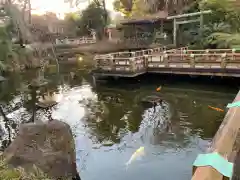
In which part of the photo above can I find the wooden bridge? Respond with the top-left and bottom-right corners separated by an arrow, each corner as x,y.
92,47 -> 240,78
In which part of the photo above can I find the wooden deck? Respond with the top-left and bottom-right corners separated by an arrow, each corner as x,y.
92,47 -> 240,77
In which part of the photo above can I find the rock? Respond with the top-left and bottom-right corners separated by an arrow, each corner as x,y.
3,120 -> 80,179
141,95 -> 163,107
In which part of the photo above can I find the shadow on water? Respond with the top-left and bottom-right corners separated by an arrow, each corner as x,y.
0,65 -> 239,180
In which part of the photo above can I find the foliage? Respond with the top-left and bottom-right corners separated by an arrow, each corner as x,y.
63,1 -> 110,39
183,0 -> 240,48
113,0 -> 149,17
0,3 -> 39,72
64,12 -> 81,37
199,0 -> 240,31
65,12 -> 81,22
206,32 -> 240,48
114,0 -> 196,15
77,2 -> 110,39
0,158 -> 54,180
0,26 -> 14,72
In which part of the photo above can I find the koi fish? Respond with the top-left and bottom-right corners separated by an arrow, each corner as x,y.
208,105 -> 224,112
126,146 -> 145,166
156,86 -> 162,91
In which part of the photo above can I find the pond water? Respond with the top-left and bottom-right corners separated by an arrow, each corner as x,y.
0,66 -> 238,180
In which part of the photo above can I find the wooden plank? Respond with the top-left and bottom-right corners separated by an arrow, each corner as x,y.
176,19 -> 200,25
173,18 -> 177,46
167,10 -> 212,20
192,91 -> 240,180
148,69 -> 240,77
185,49 -> 233,54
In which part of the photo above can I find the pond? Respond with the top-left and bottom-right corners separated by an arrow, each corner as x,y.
0,65 -> 238,180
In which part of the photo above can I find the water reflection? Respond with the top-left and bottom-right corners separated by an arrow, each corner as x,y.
0,69 -> 237,180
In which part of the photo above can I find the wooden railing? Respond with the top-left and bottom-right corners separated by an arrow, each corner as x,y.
148,50 -> 240,69
55,37 -> 96,45
94,46 -> 188,67
192,90 -> 240,180
93,48 -> 240,76
184,49 -> 235,54
95,55 -> 148,73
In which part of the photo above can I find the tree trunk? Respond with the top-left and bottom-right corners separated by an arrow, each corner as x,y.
101,0 -> 107,39
102,0 -> 107,25
28,0 -> 31,24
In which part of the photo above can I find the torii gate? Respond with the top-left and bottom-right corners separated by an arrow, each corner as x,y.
167,10 -> 212,46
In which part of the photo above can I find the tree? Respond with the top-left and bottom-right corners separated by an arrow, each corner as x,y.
114,0 -> 196,16
77,2 -> 110,39
64,12 -> 81,37
200,0 -> 240,31
197,0 -> 240,48
113,0 -> 149,17
64,0 -> 90,8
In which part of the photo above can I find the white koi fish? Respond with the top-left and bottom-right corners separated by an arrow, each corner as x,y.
126,146 -> 145,167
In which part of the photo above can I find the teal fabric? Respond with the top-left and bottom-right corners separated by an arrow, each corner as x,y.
227,101 -> 240,108
193,152 -> 233,178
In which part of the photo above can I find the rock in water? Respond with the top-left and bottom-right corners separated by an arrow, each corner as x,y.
3,120 -> 80,179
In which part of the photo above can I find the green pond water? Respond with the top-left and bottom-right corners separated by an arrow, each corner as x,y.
0,64 -> 238,180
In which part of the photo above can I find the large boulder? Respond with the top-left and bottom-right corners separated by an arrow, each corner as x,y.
3,120 -> 80,179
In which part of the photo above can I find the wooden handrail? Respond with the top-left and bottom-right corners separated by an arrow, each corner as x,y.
95,48 -> 240,74
192,91 -> 240,180
161,53 -> 240,56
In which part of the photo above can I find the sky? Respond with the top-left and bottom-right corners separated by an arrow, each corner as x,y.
31,0 -> 115,19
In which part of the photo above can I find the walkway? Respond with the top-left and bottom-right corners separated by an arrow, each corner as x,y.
92,47 -> 240,77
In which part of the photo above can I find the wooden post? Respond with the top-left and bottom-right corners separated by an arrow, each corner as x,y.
164,53 -> 169,67
173,18 -> 177,46
108,29 -> 112,40
221,53 -> 227,69
160,19 -> 163,34
168,11 -> 212,46
200,14 -> 203,37
167,10 -> 212,20
190,54 -> 195,68
192,91 -> 240,180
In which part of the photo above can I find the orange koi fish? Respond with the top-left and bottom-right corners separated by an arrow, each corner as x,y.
156,86 -> 162,92
208,105 -> 224,112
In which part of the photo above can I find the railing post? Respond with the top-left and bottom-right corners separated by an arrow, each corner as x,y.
130,57 -> 135,72
96,59 -> 100,69
205,49 -> 209,61
131,52 -> 135,58
190,53 -> 195,68
221,53 -> 227,69
232,49 -> 236,61
150,49 -> 153,55
143,55 -> 149,70
110,56 -> 114,71
163,52 -> 169,67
